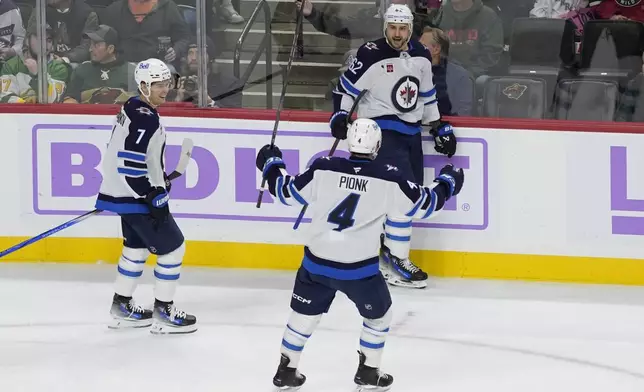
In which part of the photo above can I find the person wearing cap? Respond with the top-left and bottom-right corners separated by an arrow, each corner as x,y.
63,25 -> 136,104
0,23 -> 70,103
168,37 -> 242,108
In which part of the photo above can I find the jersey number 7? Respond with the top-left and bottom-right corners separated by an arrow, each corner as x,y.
327,193 -> 360,232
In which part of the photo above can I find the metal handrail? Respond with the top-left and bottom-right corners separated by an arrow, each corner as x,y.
233,0 -> 273,109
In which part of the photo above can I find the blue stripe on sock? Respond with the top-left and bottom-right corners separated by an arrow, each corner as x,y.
385,233 -> 411,242
118,266 -> 142,278
154,270 -> 180,280
363,323 -> 390,333
287,324 -> 311,339
156,262 -> 182,269
282,339 -> 304,352
122,255 -> 146,264
360,339 -> 385,349
385,219 -> 412,228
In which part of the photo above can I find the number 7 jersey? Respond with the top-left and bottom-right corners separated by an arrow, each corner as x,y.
267,156 -> 452,281
95,96 -> 167,214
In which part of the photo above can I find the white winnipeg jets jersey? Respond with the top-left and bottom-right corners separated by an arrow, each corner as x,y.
270,156 -> 450,280
334,38 -> 440,135
95,96 -> 167,214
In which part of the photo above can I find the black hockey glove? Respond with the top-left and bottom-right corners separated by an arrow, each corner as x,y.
429,121 -> 457,158
145,186 -> 170,225
256,144 -> 286,181
434,164 -> 464,198
329,110 -> 349,140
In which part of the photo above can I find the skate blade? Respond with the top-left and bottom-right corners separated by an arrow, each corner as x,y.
273,386 -> 303,391
355,385 -> 392,392
150,322 -> 198,335
108,317 -> 152,330
386,276 -> 427,289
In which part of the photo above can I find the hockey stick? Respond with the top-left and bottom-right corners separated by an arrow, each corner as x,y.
256,4 -> 305,209
292,89 -> 368,230
0,138 -> 195,260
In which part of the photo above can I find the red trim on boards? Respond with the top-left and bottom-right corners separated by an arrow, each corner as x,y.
1,104 -> 643,134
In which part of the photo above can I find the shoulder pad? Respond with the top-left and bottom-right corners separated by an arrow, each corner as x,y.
123,97 -> 160,129
408,39 -> 432,59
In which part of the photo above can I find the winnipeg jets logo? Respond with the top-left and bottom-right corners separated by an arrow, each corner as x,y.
136,107 -> 154,116
386,164 -> 399,172
407,181 -> 418,189
391,76 -> 420,113
353,167 -> 362,173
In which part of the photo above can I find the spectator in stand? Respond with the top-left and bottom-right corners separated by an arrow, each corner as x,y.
530,0 -> 588,18
27,0 -> 98,65
167,37 -> 242,108
294,0 -> 433,40
420,26 -> 473,115
432,0 -> 503,78
63,25 -> 135,104
0,0 -> 25,62
99,0 -> 189,64
0,24 -> 70,103
594,0 -> 644,21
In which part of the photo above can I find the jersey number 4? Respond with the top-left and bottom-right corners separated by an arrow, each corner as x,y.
327,193 -> 360,232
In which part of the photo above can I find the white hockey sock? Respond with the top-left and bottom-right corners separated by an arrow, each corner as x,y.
384,218 -> 412,260
114,247 -> 150,297
360,307 -> 392,368
280,311 -> 322,369
153,243 -> 185,303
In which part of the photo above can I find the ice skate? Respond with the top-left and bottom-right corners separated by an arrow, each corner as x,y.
108,293 -> 153,329
381,247 -> 428,289
354,351 -> 393,391
273,354 -> 306,391
150,300 -> 197,334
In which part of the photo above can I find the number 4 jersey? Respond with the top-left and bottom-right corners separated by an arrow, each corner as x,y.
267,156 -> 452,281
95,96 -> 167,214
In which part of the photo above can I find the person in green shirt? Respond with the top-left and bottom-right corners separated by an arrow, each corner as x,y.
63,25 -> 136,104
0,23 -> 70,103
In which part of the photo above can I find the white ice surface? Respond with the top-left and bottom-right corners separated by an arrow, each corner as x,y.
1,263 -> 644,391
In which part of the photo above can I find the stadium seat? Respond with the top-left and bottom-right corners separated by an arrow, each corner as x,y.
578,20 -> 644,80
508,17 -> 576,72
554,79 -> 619,121
481,77 -> 547,119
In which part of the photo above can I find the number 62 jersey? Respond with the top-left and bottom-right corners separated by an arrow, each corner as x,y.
334,38 -> 440,135
267,156 -> 452,281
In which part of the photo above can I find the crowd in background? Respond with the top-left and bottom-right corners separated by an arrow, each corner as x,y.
0,0 -> 244,106
0,0 -> 643,121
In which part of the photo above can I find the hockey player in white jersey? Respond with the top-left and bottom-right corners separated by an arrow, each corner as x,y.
332,4 -> 457,289
95,58 -> 197,334
256,118 -> 464,391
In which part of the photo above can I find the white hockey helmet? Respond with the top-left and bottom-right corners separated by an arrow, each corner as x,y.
134,58 -> 172,98
347,118 -> 382,157
383,4 -> 413,45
